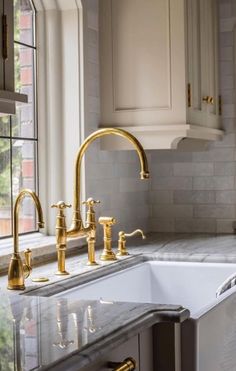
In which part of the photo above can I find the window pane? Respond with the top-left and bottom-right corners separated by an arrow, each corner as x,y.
14,0 -> 35,47
0,139 -> 11,237
12,140 -> 37,233
0,116 -> 10,136
14,44 -> 35,138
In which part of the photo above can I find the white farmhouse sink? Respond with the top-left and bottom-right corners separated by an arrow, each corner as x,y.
57,260 -> 236,371
56,261 -> 236,317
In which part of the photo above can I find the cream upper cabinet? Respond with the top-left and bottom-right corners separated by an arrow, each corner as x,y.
99,0 -> 223,150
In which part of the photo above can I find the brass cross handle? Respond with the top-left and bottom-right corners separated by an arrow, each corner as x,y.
107,357 -> 136,370
82,198 -> 100,207
51,201 -> 72,210
82,198 -> 100,216
117,229 -> 146,257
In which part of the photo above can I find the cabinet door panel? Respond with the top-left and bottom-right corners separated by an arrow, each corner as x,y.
206,0 -> 220,128
112,0 -> 170,111
100,0 -> 186,126
187,0 -> 207,126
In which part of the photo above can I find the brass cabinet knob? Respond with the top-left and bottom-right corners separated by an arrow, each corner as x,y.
202,96 -> 214,104
202,96 -> 210,103
117,229 -> 146,257
208,96 -> 214,104
107,357 -> 136,370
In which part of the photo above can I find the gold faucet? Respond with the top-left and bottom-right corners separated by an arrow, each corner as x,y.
67,128 -> 149,238
8,189 -> 44,290
53,128 -> 149,268
117,229 -> 146,257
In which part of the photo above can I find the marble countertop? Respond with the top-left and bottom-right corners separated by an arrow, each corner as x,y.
15,232 -> 236,296
0,292 -> 188,371
1,232 -> 236,370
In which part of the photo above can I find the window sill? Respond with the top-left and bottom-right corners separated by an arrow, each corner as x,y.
0,233 -> 86,274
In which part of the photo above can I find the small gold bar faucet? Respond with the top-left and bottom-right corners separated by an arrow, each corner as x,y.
8,189 -> 44,290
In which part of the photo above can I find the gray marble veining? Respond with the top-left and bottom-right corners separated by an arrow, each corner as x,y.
12,232 -> 236,297
0,292 -> 188,371
1,232 -> 236,296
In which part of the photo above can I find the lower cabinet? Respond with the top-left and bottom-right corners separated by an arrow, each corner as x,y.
81,323 -> 182,371
81,327 -> 153,371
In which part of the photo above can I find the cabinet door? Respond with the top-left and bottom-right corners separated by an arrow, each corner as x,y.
206,0 -> 220,129
100,0 -> 186,127
187,0 -> 219,129
82,335 -> 140,371
81,328 -> 154,371
187,0 -> 207,126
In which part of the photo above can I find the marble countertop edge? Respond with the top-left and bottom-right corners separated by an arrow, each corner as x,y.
40,306 -> 189,371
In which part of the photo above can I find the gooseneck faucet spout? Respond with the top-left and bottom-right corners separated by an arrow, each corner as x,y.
8,189 -> 44,290
13,189 -> 44,255
67,128 -> 149,237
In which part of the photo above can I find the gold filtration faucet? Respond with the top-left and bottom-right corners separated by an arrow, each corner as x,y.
67,128 -> 149,238
8,189 -> 44,290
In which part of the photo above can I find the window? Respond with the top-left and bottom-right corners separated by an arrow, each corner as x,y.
0,0 -> 37,238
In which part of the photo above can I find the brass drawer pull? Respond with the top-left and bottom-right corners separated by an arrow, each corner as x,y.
107,357 -> 136,371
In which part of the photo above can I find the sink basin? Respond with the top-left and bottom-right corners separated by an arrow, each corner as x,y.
56,260 -> 236,371
56,260 -> 236,316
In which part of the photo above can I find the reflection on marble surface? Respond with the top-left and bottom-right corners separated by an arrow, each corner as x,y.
0,292 -> 187,371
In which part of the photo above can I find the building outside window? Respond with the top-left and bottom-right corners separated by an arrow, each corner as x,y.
0,0 -> 37,238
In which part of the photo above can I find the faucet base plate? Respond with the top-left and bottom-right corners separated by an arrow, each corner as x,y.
7,284 -> 25,290
55,271 -> 70,276
31,277 -> 49,283
116,251 -> 129,257
86,261 -> 99,266
100,252 -> 117,261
